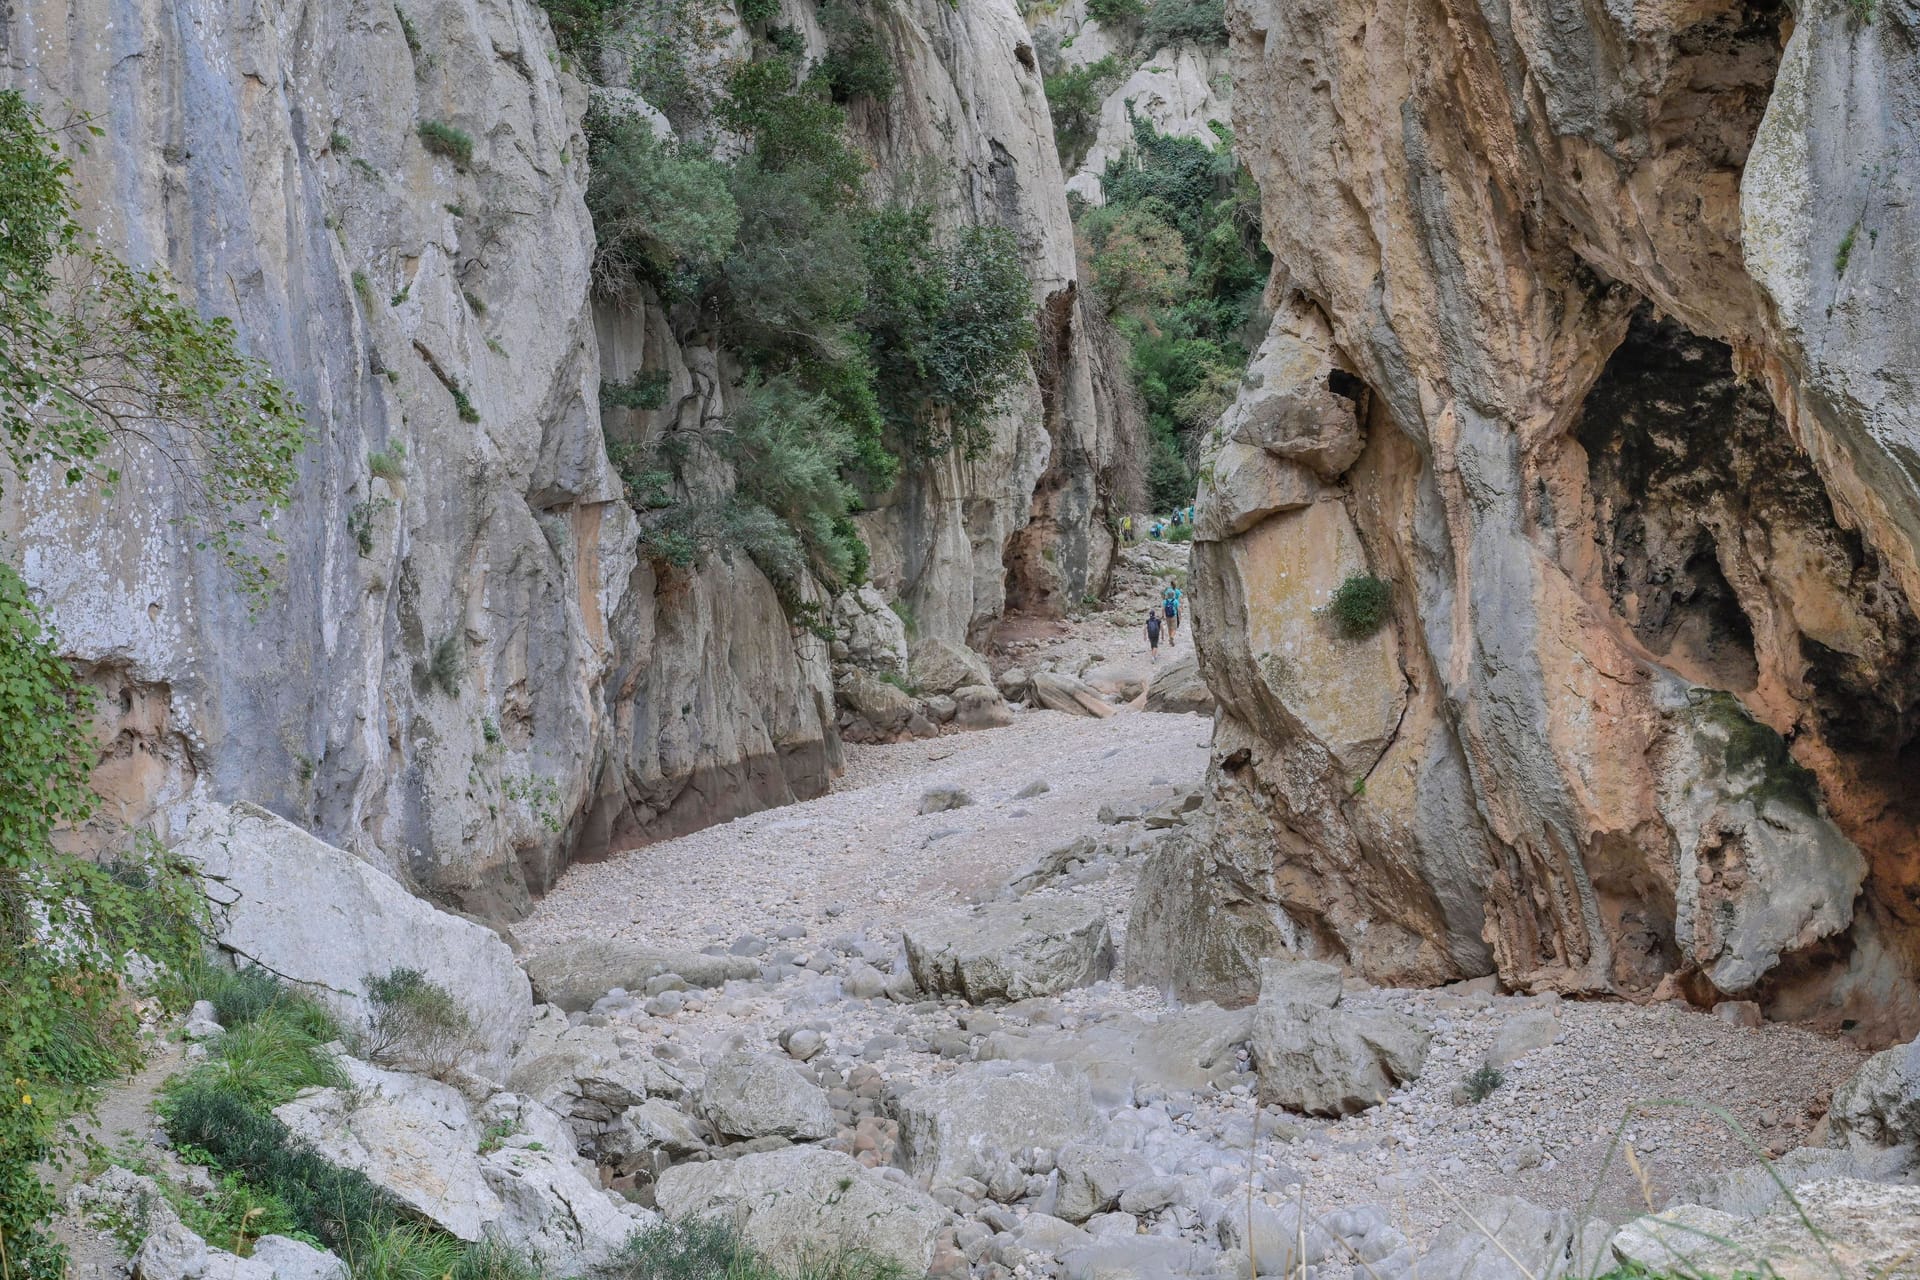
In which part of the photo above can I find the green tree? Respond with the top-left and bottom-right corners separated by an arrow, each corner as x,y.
0,90 -> 305,1277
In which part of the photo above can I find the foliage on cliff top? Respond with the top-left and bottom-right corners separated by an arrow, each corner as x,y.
590,41 -> 1036,589
0,90 -> 306,604
1073,113 -> 1267,509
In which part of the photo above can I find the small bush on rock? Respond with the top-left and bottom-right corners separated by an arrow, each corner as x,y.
1329,573 -> 1391,638
610,1218 -> 909,1280
1461,1064 -> 1505,1103
417,121 -> 474,167
359,967 -> 480,1080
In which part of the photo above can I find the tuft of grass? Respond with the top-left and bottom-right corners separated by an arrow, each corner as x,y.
195,1008 -> 348,1110
395,6 -> 422,52
368,442 -> 407,482
1835,222 -> 1858,274
462,289 -> 486,315
1328,573 -> 1391,638
351,271 -> 373,305
451,385 -> 480,424
183,961 -> 339,1038
417,120 -> 474,167
444,202 -> 466,218
389,284 -> 410,307
1167,522 -> 1194,543
346,1223 -> 467,1280
329,130 -> 352,155
1461,1064 -> 1504,1104
417,631 -> 464,698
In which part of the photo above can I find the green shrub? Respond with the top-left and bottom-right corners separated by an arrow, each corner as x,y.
609,1218 -> 909,1280
351,271 -> 373,305
1043,56 -> 1123,169
450,385 -> 480,424
417,121 -> 474,167
1087,0 -> 1146,21
1836,222 -> 1858,274
586,107 -> 739,300
416,632 -> 465,698
1461,1064 -> 1504,1103
817,2 -> 896,103
1140,0 -> 1227,48
739,0 -> 780,20
449,1240 -> 544,1280
1328,573 -> 1391,637
536,0 -> 623,55
368,442 -> 407,481
601,369 -> 672,412
349,1223 -> 468,1280
1167,522 -> 1194,543
395,6 -> 422,52
723,376 -> 868,587
358,968 -> 479,1080
1145,422 -> 1192,511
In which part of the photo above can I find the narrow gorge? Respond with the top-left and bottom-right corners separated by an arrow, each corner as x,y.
5,0 -> 1920,1278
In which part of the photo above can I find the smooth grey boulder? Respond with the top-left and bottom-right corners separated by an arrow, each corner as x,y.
1829,1034 -> 1920,1151
248,1238 -> 350,1280
607,1098 -> 708,1161
1053,1145 -> 1150,1223
1607,1204 -> 1741,1274
1059,1235 -> 1224,1279
1031,671 -> 1116,718
1143,650 -> 1213,714
954,684 -> 1015,729
506,1006 -> 696,1131
275,1056 -> 647,1270
655,1147 -> 946,1274
133,1224 -> 211,1280
911,635 -> 995,695
919,784 -> 975,815
701,1049 -> 834,1142
1486,1007 -> 1563,1068
1249,956 -> 1429,1116
831,584 -> 910,679
1416,1196 -> 1610,1280
1617,1178 -> 1920,1278
904,899 -> 1115,1002
1218,1201 -> 1409,1277
976,1002 -> 1252,1099
839,669 -> 918,735
523,938 -> 757,1011
180,802 -> 532,1080
897,1063 -> 1100,1187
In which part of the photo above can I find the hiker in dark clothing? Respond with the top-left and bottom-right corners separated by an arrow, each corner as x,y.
1145,607 -> 1163,661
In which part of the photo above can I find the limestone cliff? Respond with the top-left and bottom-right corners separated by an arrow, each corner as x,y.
1141,0 -> 1920,1040
0,0 -> 1129,917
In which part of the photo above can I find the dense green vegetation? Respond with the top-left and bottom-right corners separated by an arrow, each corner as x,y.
583,28 -> 1036,595
1328,573 -> 1391,637
0,88 -> 306,1278
1074,114 -> 1268,510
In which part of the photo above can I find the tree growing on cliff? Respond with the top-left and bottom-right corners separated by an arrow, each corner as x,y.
0,89 -> 306,1277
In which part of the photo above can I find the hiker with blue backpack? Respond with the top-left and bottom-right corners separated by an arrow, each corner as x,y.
1162,580 -> 1182,645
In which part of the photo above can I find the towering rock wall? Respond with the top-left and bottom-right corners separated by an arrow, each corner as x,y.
1141,0 -> 1920,1040
1,0 -> 1128,917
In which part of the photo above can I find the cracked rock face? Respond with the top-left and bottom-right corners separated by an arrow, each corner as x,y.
1147,0 -> 1920,1036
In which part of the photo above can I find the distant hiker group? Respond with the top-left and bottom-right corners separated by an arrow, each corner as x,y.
1147,507 -> 1194,540
1145,579 -> 1184,661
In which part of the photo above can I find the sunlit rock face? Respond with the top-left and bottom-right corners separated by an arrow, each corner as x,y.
1144,0 -> 1920,1040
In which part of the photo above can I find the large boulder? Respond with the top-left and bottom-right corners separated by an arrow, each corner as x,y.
1031,671 -> 1117,718
507,1007 -> 698,1134
1052,1145 -> 1149,1223
1416,1196 -> 1610,1280
522,939 -> 757,1012
953,684 -> 1014,730
275,1056 -> 648,1270
655,1147 -> 946,1274
976,1003 -> 1253,1100
1058,1236 -> 1225,1280
1610,1180 -> 1920,1280
1144,650 -> 1213,715
1828,1033 -> 1920,1151
831,584 -> 909,678
700,1049 -> 834,1142
838,668 -> 918,736
896,1062 -> 1100,1188
1248,956 -> 1429,1116
904,899 -> 1115,1002
180,802 -> 532,1080
1079,664 -> 1146,701
910,636 -> 995,695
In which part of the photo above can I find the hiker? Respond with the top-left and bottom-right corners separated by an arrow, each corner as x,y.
1145,607 -> 1163,661
1120,513 -> 1133,543
1162,580 -> 1182,645
1150,520 -> 1164,540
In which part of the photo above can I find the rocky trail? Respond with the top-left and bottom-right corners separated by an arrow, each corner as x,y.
56,542 -> 1918,1280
